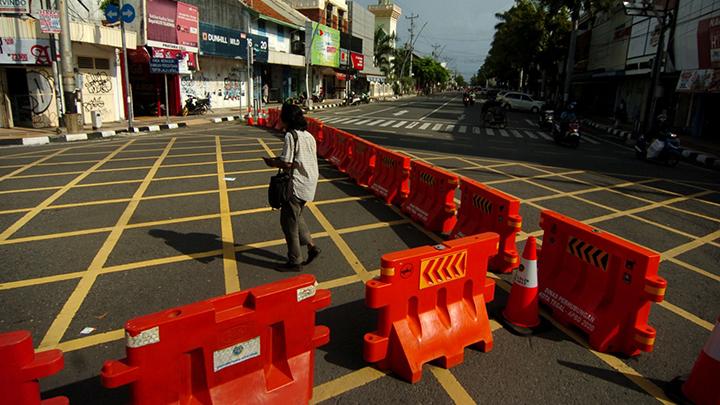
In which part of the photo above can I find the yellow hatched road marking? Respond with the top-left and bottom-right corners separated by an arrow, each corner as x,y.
0,140 -> 135,242
39,138 -> 176,349
657,301 -> 714,331
216,136 -> 240,293
0,148 -> 68,182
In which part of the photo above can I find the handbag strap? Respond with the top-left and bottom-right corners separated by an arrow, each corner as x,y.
287,129 -> 300,177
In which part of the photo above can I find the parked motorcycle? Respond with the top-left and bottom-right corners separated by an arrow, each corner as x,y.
552,119 -> 581,148
634,130 -> 682,167
360,93 -> 370,104
346,91 -> 367,106
182,94 -> 211,116
538,109 -> 554,130
483,107 -> 506,128
312,91 -> 325,103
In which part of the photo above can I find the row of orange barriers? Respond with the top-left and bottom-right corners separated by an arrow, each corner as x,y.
306,117 -> 522,273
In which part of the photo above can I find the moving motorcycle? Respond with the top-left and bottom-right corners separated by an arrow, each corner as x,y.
463,93 -> 475,107
182,94 -> 211,116
483,107 -> 507,128
538,109 -> 554,130
552,119 -> 581,148
634,130 -> 682,167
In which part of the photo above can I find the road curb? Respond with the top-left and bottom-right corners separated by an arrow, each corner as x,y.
581,118 -> 720,171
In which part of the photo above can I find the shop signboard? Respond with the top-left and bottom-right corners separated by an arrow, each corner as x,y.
0,37 -> 52,65
39,9 -> 61,34
0,0 -> 30,14
340,48 -> 349,66
146,0 -> 199,53
200,23 -> 246,59
697,16 -> 720,69
350,52 -> 364,71
676,69 -> 718,93
246,33 -> 268,63
307,21 -> 339,68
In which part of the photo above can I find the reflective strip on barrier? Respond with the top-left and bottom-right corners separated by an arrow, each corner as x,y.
451,177 -> 522,274
368,147 -> 411,206
537,210 -> 666,357
364,233 -> 499,383
101,274 -> 331,405
401,161 -> 458,235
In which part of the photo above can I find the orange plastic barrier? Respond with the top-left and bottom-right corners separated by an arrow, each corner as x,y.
368,147 -> 411,206
401,161 -> 458,235
346,137 -> 377,186
538,210 -> 667,356
364,233 -> 499,383
267,108 -> 280,129
317,123 -> 334,158
327,129 -> 355,172
101,274 -> 331,405
0,330 -> 68,405
451,177 -> 523,273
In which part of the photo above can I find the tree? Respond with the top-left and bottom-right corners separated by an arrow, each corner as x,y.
412,57 -> 450,91
455,74 -> 467,87
374,27 -> 395,77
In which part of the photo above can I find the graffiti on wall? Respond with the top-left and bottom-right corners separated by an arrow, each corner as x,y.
83,97 -> 106,112
26,70 -> 54,114
181,73 -> 209,98
223,68 -> 242,101
84,72 -> 112,94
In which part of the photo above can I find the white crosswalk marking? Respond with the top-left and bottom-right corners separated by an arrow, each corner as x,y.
321,117 -> 338,123
499,129 -> 510,137
485,128 -> 495,136
583,136 -> 600,145
524,130 -> 538,139
419,122 -> 431,130
406,121 -> 419,129
381,120 -> 396,127
473,127 -> 481,134
354,119 -> 372,125
367,119 -> 385,126
344,119 -> 359,124
511,129 -> 523,138
536,131 -> 553,140
446,124 -> 455,131
525,119 -> 538,127
333,117 -> 354,124
393,120 -> 407,128
459,125 -> 467,133
432,123 -> 443,131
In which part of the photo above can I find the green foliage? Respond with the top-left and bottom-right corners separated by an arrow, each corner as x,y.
455,74 -> 467,87
374,27 -> 395,77
99,0 -> 119,13
412,57 -> 450,89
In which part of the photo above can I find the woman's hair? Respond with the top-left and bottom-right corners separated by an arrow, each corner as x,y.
281,103 -> 308,131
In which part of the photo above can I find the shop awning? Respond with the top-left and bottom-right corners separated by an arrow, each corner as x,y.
362,74 -> 386,83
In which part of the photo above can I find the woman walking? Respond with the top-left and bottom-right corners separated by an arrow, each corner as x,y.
263,104 -> 321,271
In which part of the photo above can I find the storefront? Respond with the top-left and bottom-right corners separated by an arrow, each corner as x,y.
674,69 -> 720,138
307,21 -> 340,99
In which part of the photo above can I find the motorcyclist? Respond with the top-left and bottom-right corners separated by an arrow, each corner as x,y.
482,96 -> 502,115
559,102 -> 577,122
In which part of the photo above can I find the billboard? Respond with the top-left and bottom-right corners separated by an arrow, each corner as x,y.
0,0 -> 30,14
350,52 -> 364,71
146,0 -> 199,53
247,33 -> 268,63
308,22 -> 339,68
200,23 -> 246,59
698,16 -> 720,69
0,37 -> 52,65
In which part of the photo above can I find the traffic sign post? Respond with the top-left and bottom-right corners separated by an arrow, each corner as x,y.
120,3 -> 135,23
104,4 -> 119,24
117,0 -> 133,130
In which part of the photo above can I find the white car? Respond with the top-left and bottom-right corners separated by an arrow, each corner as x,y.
499,92 -> 544,113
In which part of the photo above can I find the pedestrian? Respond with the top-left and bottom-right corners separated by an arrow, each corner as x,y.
614,99 -> 626,128
262,83 -> 269,104
262,104 -> 320,271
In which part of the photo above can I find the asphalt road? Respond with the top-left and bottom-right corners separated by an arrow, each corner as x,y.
0,92 -> 718,404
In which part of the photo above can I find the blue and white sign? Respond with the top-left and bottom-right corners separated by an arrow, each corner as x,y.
120,3 -> 135,23
104,3 -> 119,24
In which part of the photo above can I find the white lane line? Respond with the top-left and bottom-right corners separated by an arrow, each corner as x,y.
419,122 -> 431,130
499,129 -> 510,137
367,119 -> 386,127
525,119 -> 538,127
393,110 -> 409,116
392,121 -> 408,128
446,124 -> 455,132
511,129 -> 523,138
360,106 -> 395,117
432,123 -> 443,131
485,128 -> 495,136
343,119 -> 360,124
354,119 -> 372,125
406,121 -> 419,129
583,135 -> 600,145
331,117 -> 353,124
419,96 -> 457,121
473,127 -> 481,134
524,130 -> 538,139
380,120 -> 396,127
536,131 -> 553,140
459,125 -> 468,134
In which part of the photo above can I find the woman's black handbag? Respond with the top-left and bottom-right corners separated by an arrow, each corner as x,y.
268,131 -> 299,209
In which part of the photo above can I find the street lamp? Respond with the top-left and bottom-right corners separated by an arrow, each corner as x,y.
623,0 -> 674,135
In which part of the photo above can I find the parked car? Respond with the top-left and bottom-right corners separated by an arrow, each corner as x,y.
498,92 -> 544,113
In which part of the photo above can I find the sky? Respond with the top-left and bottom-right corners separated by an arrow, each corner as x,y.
353,0 -> 516,79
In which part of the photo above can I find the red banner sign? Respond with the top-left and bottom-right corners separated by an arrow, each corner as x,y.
146,0 -> 199,53
350,52 -> 364,71
698,16 -> 720,69
176,2 -> 198,49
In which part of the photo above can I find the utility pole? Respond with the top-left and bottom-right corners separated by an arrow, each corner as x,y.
431,43 -> 441,59
45,0 -> 64,129
119,0 -> 133,130
406,13 -> 418,77
57,0 -> 80,132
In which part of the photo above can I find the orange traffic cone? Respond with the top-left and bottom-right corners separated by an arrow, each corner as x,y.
258,109 -> 266,127
246,108 -> 254,126
502,237 -> 540,334
680,317 -> 720,405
